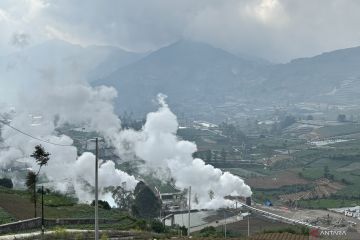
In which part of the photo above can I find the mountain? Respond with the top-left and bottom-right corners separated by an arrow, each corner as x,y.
95,42 -> 360,119
94,40 -> 270,117
5,38 -> 360,120
263,46 -> 360,104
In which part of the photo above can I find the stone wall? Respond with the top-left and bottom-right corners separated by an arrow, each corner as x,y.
0,218 -> 118,234
0,218 -> 41,234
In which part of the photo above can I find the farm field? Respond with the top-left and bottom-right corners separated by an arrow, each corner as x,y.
179,120 -> 360,210
245,171 -> 309,189
0,187 -> 126,221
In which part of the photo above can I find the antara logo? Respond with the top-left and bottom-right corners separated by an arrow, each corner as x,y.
320,230 -> 347,236
309,228 -> 347,239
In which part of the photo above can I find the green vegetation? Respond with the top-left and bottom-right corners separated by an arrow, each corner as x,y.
132,181 -> 161,219
26,145 -> 51,218
91,200 -> 111,210
298,199 -> 360,209
0,178 -> 13,189
150,219 -> 165,233
178,120 -> 360,209
191,226 -> 241,238
0,207 -> 15,224
19,229 -> 159,240
316,123 -> 360,138
43,192 -> 77,207
0,186 -> 126,220
263,225 -> 309,235
195,226 -> 224,238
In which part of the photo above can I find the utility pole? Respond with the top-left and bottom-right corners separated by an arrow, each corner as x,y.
34,182 -> 37,218
41,185 -> 44,236
187,186 -> 191,237
224,210 -> 227,239
95,137 -> 99,240
247,212 -> 250,237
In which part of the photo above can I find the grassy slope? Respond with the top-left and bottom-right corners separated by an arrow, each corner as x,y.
0,187 -> 129,222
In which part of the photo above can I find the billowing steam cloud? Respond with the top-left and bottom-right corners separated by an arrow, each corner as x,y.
0,72 -> 138,202
0,50 -> 251,208
118,94 -> 252,209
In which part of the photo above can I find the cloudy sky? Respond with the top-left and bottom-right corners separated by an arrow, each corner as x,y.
1,0 -> 360,62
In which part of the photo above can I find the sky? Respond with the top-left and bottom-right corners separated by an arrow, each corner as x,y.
1,0 -> 360,62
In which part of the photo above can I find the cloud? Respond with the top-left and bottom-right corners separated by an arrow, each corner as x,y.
1,0 -> 360,61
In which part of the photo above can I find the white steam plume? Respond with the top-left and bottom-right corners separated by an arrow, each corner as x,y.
118,94 -> 252,209
0,66 -> 138,202
1,42 -> 251,208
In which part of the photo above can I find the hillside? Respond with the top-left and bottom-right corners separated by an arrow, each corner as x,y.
95,41 -> 360,119
264,46 -> 360,104
4,39 -> 360,120
94,40 -> 270,116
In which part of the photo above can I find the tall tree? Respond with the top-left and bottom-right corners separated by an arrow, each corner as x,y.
131,181 -> 161,219
112,184 -> 134,212
25,145 -> 50,217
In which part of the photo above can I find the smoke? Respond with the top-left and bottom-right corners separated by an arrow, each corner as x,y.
0,62 -> 138,203
0,40 -> 251,208
1,88 -> 251,209
117,94 -> 252,209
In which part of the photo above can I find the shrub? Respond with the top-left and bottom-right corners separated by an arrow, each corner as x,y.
199,226 -> 217,237
136,219 -> 147,230
150,219 -> 165,233
0,178 -> 13,189
100,233 -> 109,240
91,200 -> 111,210
53,227 -> 69,239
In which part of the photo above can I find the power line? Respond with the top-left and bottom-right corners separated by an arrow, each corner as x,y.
0,119 -> 73,147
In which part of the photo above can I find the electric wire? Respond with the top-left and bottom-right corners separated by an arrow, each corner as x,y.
0,119 -> 74,147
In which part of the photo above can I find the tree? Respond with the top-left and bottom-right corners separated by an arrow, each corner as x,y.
31,145 -> 50,171
91,200 -> 111,210
0,178 -> 13,189
150,219 -> 165,233
26,145 -> 50,217
112,184 -> 134,212
132,181 -> 161,219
